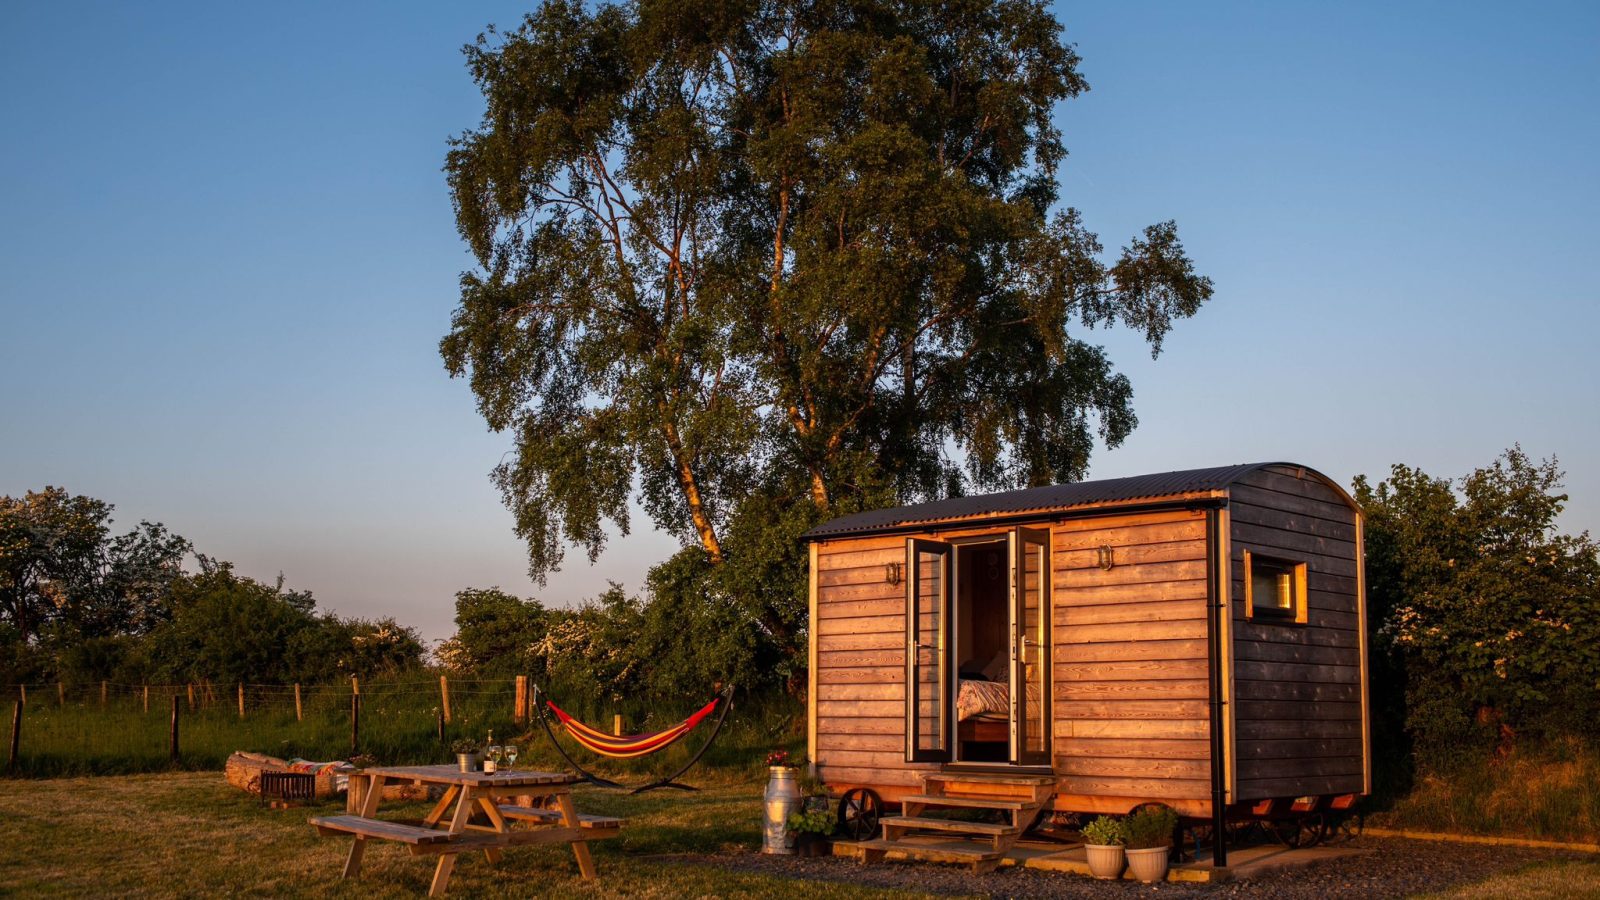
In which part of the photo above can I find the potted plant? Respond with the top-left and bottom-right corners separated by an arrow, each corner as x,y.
797,769 -> 830,814
451,739 -> 480,774
1080,815 -> 1127,880
786,807 -> 836,858
1124,806 -> 1178,884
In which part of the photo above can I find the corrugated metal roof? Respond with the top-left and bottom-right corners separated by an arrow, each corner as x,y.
803,463 -> 1296,540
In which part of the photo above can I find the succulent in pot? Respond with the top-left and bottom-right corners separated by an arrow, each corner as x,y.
1080,815 -> 1128,880
1123,806 -> 1178,883
450,739 -> 481,773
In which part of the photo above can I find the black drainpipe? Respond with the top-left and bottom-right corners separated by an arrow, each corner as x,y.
1205,506 -> 1228,867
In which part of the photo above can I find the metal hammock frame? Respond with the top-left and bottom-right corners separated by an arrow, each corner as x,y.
531,683 -> 734,794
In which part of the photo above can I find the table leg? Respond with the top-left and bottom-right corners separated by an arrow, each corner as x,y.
476,798 -> 508,864
423,785 -> 461,827
554,790 -> 596,880
342,774 -> 386,880
429,784 -> 476,897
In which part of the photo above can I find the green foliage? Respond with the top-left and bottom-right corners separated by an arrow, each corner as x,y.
1123,805 -> 1176,850
443,560 -> 791,711
142,560 -> 425,685
451,738 -> 480,755
786,807 -> 835,836
434,587 -> 550,677
1080,814 -> 1126,846
441,0 -> 1211,657
1356,448 -> 1600,768
0,487 -> 189,652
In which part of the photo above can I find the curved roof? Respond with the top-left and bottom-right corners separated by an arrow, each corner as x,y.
803,462 -> 1356,540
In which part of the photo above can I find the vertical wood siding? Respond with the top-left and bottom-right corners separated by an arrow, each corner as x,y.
1228,466 -> 1366,800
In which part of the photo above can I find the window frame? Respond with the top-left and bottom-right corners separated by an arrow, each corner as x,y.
1243,550 -> 1309,625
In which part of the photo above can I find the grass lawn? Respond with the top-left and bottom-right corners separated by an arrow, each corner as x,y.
0,771 -> 922,899
1418,859 -> 1600,899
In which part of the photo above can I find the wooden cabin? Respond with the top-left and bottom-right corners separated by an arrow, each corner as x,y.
803,463 -> 1368,865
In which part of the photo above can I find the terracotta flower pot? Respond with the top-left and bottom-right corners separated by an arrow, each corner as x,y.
1125,846 -> 1171,883
1083,843 -> 1126,880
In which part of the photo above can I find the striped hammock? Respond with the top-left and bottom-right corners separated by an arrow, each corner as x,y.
545,696 -> 722,759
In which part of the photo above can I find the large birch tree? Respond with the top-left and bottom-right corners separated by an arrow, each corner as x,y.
442,0 -> 1212,638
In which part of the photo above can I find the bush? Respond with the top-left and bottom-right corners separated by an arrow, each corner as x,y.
1080,815 -> 1127,846
786,808 -> 835,836
1124,806 -> 1177,850
1356,448 -> 1600,770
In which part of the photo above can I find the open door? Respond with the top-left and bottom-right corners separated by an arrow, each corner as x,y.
906,538 -> 953,763
1012,527 -> 1052,766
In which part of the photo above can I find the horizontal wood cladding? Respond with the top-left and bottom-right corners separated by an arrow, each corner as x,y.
1051,509 -> 1211,806
1228,465 -> 1366,801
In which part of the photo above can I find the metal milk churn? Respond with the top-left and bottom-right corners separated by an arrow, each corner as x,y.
762,766 -> 802,854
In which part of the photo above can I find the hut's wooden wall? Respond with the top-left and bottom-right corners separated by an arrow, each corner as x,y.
1227,465 -> 1367,800
813,507 -> 1218,814
1051,508 -> 1213,816
813,532 -> 937,792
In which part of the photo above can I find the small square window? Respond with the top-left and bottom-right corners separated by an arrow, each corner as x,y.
1244,551 -> 1307,623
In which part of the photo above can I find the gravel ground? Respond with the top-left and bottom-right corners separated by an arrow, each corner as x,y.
677,837 -> 1589,898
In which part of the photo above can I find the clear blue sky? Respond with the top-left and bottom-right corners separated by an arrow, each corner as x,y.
3,2 -> 1596,644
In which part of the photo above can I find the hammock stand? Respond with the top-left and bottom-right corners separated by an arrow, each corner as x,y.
531,683 -> 734,794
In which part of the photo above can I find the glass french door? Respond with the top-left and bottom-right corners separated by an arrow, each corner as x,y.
905,538 -> 952,763
1012,527 -> 1052,766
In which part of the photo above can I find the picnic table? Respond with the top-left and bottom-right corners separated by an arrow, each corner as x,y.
309,765 -> 622,896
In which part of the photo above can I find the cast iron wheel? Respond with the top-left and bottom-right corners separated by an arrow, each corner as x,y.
1270,813 -> 1325,848
837,788 -> 883,841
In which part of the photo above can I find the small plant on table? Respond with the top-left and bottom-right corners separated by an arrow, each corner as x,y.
450,739 -> 480,773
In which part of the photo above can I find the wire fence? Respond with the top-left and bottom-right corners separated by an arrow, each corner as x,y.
2,677 -> 799,780
2,676 -> 531,778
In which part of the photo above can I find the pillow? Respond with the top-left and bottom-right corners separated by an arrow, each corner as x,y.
980,649 -> 1010,682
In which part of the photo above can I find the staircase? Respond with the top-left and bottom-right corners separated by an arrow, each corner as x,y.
858,772 -> 1055,873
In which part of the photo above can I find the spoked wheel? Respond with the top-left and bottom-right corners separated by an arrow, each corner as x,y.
837,788 -> 883,841
1270,813 -> 1326,848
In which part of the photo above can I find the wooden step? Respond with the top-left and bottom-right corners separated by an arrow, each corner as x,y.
880,815 -> 1015,837
857,837 -> 1003,873
899,793 -> 1027,811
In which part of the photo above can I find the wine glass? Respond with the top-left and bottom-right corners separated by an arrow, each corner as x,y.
487,745 -> 503,770
504,744 -> 519,771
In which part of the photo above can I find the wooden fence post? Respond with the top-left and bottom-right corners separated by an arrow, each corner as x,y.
436,708 -> 445,744
17,685 -> 24,706
8,700 -> 20,775
350,693 -> 360,754
143,685 -> 149,714
237,683 -> 245,719
186,683 -> 195,711
100,680 -> 107,708
350,675 -> 359,696
170,695 -> 180,764
57,682 -> 64,706
613,714 -> 623,736
514,676 -> 527,723
439,675 -> 452,724
293,684 -> 303,722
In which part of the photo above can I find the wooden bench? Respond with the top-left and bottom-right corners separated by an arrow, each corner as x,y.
496,805 -> 626,833
311,815 -> 456,845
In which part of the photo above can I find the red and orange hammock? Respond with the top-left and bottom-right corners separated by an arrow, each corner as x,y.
533,684 -> 733,793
